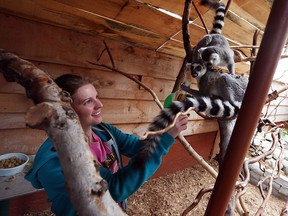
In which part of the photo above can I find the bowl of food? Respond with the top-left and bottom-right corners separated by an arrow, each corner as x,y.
0,153 -> 29,176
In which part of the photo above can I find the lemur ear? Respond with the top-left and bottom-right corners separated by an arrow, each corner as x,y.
197,47 -> 206,59
198,47 -> 206,54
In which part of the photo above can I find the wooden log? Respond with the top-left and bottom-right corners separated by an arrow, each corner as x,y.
0,49 -> 125,215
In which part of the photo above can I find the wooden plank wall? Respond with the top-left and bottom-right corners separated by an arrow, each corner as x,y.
0,0 -> 269,75
0,11 -> 287,175
0,12 -> 218,163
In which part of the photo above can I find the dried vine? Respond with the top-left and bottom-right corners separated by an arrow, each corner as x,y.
178,0 -> 288,215
182,186 -> 214,216
182,123 -> 287,215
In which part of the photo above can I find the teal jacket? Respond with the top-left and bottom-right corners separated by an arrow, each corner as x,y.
25,122 -> 175,215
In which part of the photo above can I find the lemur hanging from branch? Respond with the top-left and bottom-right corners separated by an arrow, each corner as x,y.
135,0 -> 248,215
184,0 -> 248,168
134,0 -> 247,167
184,1 -> 248,215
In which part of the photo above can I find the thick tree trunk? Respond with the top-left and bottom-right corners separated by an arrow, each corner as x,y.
0,49 -> 125,216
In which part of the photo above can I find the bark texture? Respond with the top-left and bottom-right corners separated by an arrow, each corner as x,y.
0,49 -> 125,216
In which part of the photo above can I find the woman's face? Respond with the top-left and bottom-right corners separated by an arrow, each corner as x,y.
71,84 -> 103,129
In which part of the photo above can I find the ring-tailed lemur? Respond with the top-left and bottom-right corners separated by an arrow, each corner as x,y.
185,1 -> 244,215
190,60 -> 248,216
133,0 -> 240,170
134,93 -> 242,169
190,60 -> 247,104
192,0 -> 235,74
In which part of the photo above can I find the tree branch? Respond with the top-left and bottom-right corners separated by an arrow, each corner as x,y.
192,1 -> 209,34
181,186 -> 214,216
0,49 -> 125,216
182,0 -> 194,63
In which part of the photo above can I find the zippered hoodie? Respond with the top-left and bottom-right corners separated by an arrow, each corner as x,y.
25,122 -> 175,215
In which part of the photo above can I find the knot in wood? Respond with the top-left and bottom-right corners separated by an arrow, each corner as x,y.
55,120 -> 67,129
60,90 -> 72,102
91,179 -> 108,196
64,107 -> 77,119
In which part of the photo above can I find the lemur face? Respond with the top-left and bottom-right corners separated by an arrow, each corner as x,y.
199,48 -> 212,65
190,62 -> 207,78
198,48 -> 220,68
207,53 -> 221,67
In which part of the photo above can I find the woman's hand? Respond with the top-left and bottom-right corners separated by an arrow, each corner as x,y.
167,114 -> 189,138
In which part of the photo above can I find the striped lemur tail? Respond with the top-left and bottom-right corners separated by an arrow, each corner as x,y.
134,96 -> 241,169
201,0 -> 225,34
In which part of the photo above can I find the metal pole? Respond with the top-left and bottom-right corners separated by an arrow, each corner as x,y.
204,0 -> 288,215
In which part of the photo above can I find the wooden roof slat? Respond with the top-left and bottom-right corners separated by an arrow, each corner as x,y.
0,0 -> 273,66
55,0 -> 182,38
157,39 -> 186,58
193,9 -> 263,46
0,0 -> 167,50
0,13 -> 183,80
142,0 -> 206,20
144,0 -> 271,52
173,24 -> 206,46
227,1 -> 269,31
232,0 -> 271,28
142,0 -> 271,30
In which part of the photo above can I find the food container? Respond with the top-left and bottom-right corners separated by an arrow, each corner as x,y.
0,153 -> 29,176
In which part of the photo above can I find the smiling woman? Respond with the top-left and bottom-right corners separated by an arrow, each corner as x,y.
24,74 -> 189,215
55,74 -> 104,142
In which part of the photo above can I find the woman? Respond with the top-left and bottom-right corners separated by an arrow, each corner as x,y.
25,74 -> 188,215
